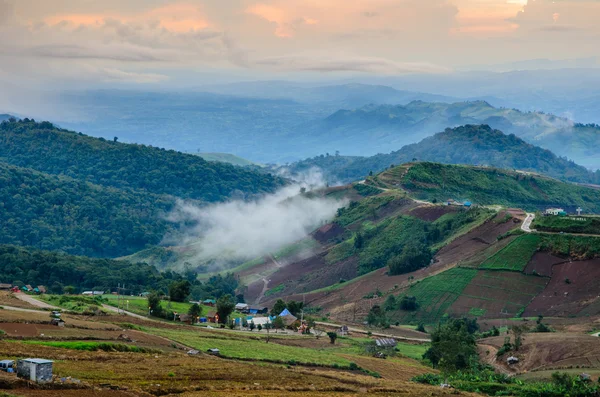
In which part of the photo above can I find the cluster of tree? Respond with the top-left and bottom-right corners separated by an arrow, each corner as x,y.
188,273 -> 239,301
423,318 -> 479,373
0,244 -> 187,294
0,161 -> 175,257
0,118 -> 285,202
270,299 -> 304,317
288,124 -> 600,185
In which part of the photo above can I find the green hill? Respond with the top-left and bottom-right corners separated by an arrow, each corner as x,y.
0,161 -> 175,257
372,162 -> 600,213
0,118 -> 284,202
289,125 -> 600,185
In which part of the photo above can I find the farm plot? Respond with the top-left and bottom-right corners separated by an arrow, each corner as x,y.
449,270 -> 548,318
524,259 -> 600,317
392,267 -> 477,324
479,234 -> 542,271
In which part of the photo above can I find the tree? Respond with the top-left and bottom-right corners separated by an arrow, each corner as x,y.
271,299 -> 287,316
249,321 -> 256,331
272,316 -> 285,330
511,325 -> 526,351
257,324 -> 262,332
423,319 -> 478,375
147,291 -> 163,317
113,137 -> 118,142
354,232 -> 364,249
384,294 -> 396,311
399,296 -> 418,311
367,305 -> 386,327
216,294 -> 235,324
169,280 -> 191,303
327,332 -> 338,344
63,285 -> 76,295
286,300 -> 304,317
188,303 -> 202,321
264,322 -> 272,343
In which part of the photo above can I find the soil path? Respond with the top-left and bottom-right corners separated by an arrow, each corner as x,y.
0,305 -> 49,314
255,254 -> 285,305
314,321 -> 430,342
521,213 -> 535,232
101,304 -> 162,322
13,293 -> 58,309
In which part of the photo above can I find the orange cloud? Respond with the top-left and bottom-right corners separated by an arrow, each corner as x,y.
44,3 -> 209,33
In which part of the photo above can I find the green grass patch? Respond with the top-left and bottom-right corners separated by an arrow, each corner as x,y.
21,340 -> 157,353
392,267 -> 478,324
146,327 -> 354,368
480,234 -> 542,271
468,307 -> 487,317
264,284 -> 285,297
534,215 -> 600,235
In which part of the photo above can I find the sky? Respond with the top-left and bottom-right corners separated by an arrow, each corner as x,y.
1,0 -> 600,90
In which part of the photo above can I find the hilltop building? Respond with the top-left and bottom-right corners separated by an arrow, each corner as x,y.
545,208 -> 567,216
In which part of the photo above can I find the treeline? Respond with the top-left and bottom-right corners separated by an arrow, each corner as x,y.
0,118 -> 285,202
0,245 -> 243,300
289,125 -> 600,185
0,162 -> 174,257
0,244 -> 181,294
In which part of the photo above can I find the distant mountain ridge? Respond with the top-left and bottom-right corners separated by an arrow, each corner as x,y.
288,125 -> 600,185
290,100 -> 600,168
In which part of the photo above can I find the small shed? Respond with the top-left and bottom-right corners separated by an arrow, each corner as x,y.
17,359 -> 53,383
0,283 -> 12,290
50,318 -> 65,327
0,360 -> 15,372
375,338 -> 398,348
235,303 -> 249,311
25,285 -> 33,292
463,201 -> 472,208
187,350 -> 200,356
247,306 -> 268,315
507,356 -> 519,365
207,348 -> 220,356
203,299 -> 216,307
580,373 -> 592,382
37,286 -> 47,294
206,311 -> 219,323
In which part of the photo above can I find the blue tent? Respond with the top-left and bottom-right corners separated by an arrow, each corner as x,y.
279,308 -> 292,317
464,201 -> 472,207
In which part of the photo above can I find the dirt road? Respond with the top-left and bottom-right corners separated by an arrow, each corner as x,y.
521,213 -> 536,233
13,293 -> 58,309
315,321 -> 430,342
101,304 -> 162,322
255,254 -> 285,305
0,305 -> 50,314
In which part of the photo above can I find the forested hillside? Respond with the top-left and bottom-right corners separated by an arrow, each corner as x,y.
374,162 -> 600,213
0,118 -> 285,202
0,161 -> 175,257
289,125 -> 600,184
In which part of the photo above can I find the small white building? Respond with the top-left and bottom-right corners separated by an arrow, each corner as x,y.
545,208 -> 566,216
235,303 -> 249,311
82,291 -> 104,296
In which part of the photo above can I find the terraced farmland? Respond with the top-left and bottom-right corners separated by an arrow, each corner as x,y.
449,270 -> 548,318
479,234 -> 542,271
392,267 -> 477,324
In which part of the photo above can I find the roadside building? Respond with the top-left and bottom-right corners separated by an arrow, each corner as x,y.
235,303 -> 249,312
545,208 -> 567,216
247,305 -> 268,315
82,291 -> 104,296
205,310 -> 219,323
37,286 -> 47,294
17,359 -> 53,383
375,338 -> 398,348
0,283 -> 12,290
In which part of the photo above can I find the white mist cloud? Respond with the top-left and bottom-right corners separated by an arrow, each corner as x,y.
166,172 -> 346,265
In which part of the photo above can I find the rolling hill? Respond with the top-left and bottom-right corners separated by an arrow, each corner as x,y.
0,118 -> 285,202
291,101 -> 600,168
288,125 -> 600,184
195,152 -> 261,167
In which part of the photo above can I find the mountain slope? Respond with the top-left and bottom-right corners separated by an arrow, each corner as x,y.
0,161 -> 175,257
0,118 -> 285,202
195,152 -> 261,167
289,125 -> 600,184
291,101 -> 600,167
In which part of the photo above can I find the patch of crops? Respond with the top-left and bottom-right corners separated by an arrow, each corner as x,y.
480,234 -> 542,271
22,341 -> 156,353
392,267 -> 478,323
